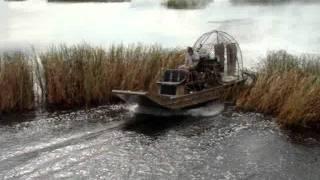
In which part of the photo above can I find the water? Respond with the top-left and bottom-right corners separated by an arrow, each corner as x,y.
0,105 -> 319,179
1,0 -> 320,66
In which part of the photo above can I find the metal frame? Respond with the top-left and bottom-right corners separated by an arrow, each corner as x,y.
193,30 -> 244,79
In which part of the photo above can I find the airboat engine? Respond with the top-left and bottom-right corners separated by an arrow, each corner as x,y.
112,30 -> 245,110
158,30 -> 243,97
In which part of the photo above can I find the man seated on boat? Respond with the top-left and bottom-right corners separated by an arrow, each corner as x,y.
179,47 -> 200,70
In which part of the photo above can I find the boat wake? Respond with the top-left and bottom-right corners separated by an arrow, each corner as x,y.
127,102 -> 225,117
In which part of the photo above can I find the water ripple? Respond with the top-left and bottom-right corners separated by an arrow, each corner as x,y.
0,105 -> 320,179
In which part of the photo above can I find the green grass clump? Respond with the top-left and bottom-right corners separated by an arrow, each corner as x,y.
164,0 -> 213,9
0,52 -> 34,113
237,50 -> 320,128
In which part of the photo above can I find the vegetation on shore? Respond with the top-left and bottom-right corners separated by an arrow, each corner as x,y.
164,0 -> 213,9
237,51 -> 320,128
1,45 -> 320,129
0,44 -> 183,112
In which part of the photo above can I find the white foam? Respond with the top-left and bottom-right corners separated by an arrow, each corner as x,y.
127,102 -> 225,117
185,102 -> 225,117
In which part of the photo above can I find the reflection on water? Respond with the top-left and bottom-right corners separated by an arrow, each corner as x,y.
123,114 -> 188,137
0,105 -> 319,179
1,0 -> 320,67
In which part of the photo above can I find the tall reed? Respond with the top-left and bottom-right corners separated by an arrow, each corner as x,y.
237,50 -> 320,128
40,44 -> 183,108
3,44 -> 319,129
0,52 -> 34,113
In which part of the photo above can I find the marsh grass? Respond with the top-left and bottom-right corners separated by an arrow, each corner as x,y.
164,0 -> 212,9
237,50 -> 320,128
0,52 -> 34,113
41,44 -> 183,108
2,44 -> 320,129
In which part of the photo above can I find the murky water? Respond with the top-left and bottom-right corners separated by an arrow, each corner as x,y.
0,105 -> 319,179
1,0 -> 320,66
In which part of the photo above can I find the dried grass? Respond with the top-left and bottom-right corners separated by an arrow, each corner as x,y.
237,50 -> 320,127
40,44 -> 183,108
0,52 -> 34,113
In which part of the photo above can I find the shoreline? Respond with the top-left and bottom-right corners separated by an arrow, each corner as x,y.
1,44 -> 320,130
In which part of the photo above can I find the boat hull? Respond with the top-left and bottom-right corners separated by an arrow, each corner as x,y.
112,91 -> 169,109
112,80 -> 244,110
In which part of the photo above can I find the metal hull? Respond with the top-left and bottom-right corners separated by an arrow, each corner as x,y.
113,91 -> 168,110
112,80 -> 244,110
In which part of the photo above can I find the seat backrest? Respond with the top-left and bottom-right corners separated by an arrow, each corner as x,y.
163,70 -> 172,82
162,69 -> 187,83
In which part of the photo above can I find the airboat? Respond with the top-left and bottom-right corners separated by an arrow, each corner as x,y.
112,30 -> 247,110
